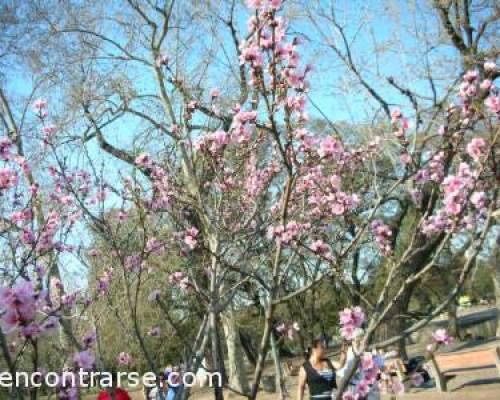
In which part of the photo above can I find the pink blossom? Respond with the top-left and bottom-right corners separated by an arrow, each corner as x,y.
0,168 -> 18,192
310,240 -> 328,253
480,79 -> 493,91
356,380 -> 370,397
117,352 -> 132,366
485,95 -> 500,114
470,191 -> 487,209
184,227 -> 199,249
361,352 -> 375,370
0,137 -> 12,160
400,152 -> 412,165
484,61 -> 496,73
82,331 -> 97,348
239,44 -> 263,68
33,98 -> 47,110
466,137 -> 486,161
1,310 -> 19,335
391,108 -> 402,122
371,219 -> 392,255
342,390 -> 357,400
245,0 -> 263,8
339,306 -> 365,340
432,328 -> 453,345
88,248 -> 98,257
73,350 -> 94,370
146,237 -> 164,254
168,272 -> 190,292
42,125 -> 57,137
21,323 -> 42,339
209,87 -> 220,98
135,153 -> 153,168
125,253 -> 141,271
318,136 -> 343,158
463,69 -> 478,83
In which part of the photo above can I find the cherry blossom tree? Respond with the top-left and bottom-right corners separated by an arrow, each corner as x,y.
0,1 -> 498,400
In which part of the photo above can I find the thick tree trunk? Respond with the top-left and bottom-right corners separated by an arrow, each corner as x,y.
239,329 -> 257,367
377,286 -> 413,360
222,307 -> 250,394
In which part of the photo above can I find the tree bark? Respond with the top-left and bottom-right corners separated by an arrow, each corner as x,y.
494,267 -> 500,338
239,329 -> 257,367
447,300 -> 460,339
270,332 -> 286,399
210,310 -> 225,400
222,307 -> 250,395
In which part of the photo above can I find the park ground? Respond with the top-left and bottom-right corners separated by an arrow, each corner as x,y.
83,306 -> 500,400
103,337 -> 500,400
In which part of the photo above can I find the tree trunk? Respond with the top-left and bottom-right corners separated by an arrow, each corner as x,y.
377,286 -> 413,360
222,307 -> 250,394
494,268 -> 500,338
447,300 -> 460,339
210,310 -> 225,400
239,329 -> 257,368
270,332 -> 286,399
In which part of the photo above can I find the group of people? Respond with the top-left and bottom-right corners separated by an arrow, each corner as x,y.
146,365 -> 184,400
95,366 -> 183,400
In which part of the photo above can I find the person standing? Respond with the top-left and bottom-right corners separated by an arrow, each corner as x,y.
297,339 -> 337,400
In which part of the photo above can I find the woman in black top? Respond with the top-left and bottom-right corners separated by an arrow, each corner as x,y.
297,339 -> 337,400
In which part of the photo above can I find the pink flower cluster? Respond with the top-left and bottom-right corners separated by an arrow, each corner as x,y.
150,165 -> 171,210
145,237 -> 165,255
422,162 -> 477,235
196,106 -> 257,154
241,0 -> 310,91
0,280 -> 55,338
466,137 -> 487,161
184,227 -> 199,250
0,137 -> 12,160
318,136 -> 344,159
135,153 -> 153,169
371,219 -> 393,256
267,220 -> 311,244
33,98 -> 48,118
96,267 -> 114,296
482,62 -> 498,114
73,350 -> 94,370
391,108 -> 412,166
168,271 -> 190,292
118,351 -> 132,366
296,167 -> 359,219
0,167 -> 18,193
125,253 -> 143,272
343,351 -> 382,399
339,306 -> 365,340
432,328 -> 453,345
194,130 -> 229,154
